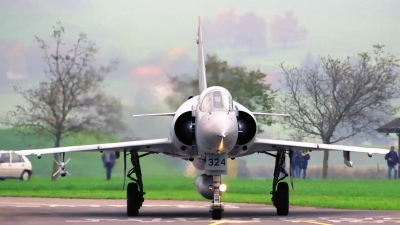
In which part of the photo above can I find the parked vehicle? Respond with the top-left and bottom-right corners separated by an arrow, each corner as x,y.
0,151 -> 33,181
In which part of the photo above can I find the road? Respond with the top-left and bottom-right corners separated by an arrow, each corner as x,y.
0,197 -> 399,225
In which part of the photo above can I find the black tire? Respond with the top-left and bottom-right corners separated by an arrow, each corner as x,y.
127,183 -> 142,216
275,182 -> 289,216
211,210 -> 222,220
20,171 -> 30,181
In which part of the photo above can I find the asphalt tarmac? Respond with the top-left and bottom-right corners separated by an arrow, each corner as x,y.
0,197 -> 399,225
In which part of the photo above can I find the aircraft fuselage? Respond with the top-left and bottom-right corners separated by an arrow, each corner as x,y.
196,87 -> 238,154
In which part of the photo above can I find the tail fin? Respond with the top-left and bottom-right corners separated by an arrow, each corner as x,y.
197,17 -> 207,93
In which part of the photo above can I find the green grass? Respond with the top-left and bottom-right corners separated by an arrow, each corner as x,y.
0,176 -> 399,210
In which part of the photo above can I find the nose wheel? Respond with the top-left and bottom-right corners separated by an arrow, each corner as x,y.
211,209 -> 222,220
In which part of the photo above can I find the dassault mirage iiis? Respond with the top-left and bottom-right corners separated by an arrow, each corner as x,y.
17,18 -> 389,220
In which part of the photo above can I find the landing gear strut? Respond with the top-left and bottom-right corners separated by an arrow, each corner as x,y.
125,150 -> 155,216
210,175 -> 224,220
269,150 -> 289,216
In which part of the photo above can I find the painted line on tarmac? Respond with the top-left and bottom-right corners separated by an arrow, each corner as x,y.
209,220 -> 227,225
66,219 -> 100,223
209,220 -> 260,225
0,201 -> 68,207
65,218 -> 260,223
296,220 -> 332,225
63,217 -> 400,224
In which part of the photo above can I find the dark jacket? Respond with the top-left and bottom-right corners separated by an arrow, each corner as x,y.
300,153 -> 310,169
292,151 -> 302,166
385,151 -> 399,166
102,152 -> 116,167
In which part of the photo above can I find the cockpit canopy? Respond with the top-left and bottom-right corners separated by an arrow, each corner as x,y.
199,88 -> 233,112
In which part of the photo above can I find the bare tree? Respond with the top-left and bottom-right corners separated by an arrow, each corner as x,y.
270,11 -> 308,48
202,10 -> 267,52
235,12 -> 267,52
1,22 -> 125,180
277,45 -> 400,178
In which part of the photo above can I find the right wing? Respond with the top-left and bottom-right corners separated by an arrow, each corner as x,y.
17,138 -> 177,157
132,113 -> 175,117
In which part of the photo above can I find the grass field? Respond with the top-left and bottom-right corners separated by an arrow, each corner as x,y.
1,128 -> 399,210
0,176 -> 399,210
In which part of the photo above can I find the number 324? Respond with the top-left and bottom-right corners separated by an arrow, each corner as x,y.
208,158 -> 226,166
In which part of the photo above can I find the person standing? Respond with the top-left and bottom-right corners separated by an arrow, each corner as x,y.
385,146 -> 399,180
300,151 -> 310,179
102,152 -> 116,180
292,150 -> 302,178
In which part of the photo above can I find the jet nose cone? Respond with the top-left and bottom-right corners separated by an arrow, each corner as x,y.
212,123 -> 236,140
200,112 -> 238,153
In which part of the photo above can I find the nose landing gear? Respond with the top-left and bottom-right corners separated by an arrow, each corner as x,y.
204,153 -> 228,220
209,175 -> 224,220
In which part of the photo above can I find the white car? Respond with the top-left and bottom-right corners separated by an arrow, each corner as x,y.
0,150 -> 33,181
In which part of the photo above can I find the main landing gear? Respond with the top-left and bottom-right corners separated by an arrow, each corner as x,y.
264,150 -> 290,216
124,150 -> 155,216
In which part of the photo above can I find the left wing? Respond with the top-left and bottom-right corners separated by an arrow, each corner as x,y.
17,138 -> 177,157
252,112 -> 290,117
244,138 -> 388,167
247,138 -> 389,155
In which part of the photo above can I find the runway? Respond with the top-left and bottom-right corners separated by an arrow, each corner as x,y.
0,197 -> 399,225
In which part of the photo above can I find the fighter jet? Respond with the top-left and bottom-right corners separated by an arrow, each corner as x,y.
17,18 -> 389,220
